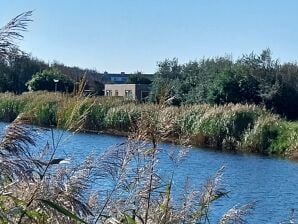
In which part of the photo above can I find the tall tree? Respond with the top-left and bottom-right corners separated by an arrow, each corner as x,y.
150,58 -> 182,104
6,53 -> 48,93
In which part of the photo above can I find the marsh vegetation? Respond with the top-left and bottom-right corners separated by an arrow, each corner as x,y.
0,92 -> 297,157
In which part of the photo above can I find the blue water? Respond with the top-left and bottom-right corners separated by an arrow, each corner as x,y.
1,122 -> 297,223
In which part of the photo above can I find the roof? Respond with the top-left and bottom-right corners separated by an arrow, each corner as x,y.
101,72 -> 154,84
104,83 -> 150,87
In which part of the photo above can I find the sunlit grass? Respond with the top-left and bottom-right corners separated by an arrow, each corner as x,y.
0,91 -> 297,156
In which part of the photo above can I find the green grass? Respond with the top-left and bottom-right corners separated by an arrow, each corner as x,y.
0,92 -> 297,157
271,121 -> 298,155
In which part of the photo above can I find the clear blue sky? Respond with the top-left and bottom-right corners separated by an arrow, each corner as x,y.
1,0 -> 298,73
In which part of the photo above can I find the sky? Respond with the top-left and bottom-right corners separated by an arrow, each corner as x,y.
1,0 -> 298,73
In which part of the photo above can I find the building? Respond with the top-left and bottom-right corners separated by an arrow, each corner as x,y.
102,72 -> 129,84
104,84 -> 150,101
101,72 -> 154,84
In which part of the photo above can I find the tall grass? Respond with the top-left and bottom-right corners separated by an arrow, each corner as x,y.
0,92 -> 297,156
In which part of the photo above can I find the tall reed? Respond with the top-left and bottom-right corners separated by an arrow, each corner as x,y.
0,92 -> 297,156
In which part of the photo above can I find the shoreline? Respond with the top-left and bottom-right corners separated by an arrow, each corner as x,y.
0,92 -> 297,159
79,128 -> 297,161
1,119 -> 297,162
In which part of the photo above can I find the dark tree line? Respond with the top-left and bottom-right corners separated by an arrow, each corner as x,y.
150,49 -> 298,120
0,55 -> 107,94
127,72 -> 152,84
0,11 -> 105,94
51,62 -> 104,94
0,52 -> 47,93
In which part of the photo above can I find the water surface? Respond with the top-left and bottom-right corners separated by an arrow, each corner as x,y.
1,122 -> 297,223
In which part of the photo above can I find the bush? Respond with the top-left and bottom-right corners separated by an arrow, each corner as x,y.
83,104 -> 109,130
104,104 -> 141,131
0,99 -> 25,122
26,68 -> 74,92
241,115 -> 280,154
271,122 -> 298,155
207,70 -> 261,105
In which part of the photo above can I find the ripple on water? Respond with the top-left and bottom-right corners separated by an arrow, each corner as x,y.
0,122 -> 298,223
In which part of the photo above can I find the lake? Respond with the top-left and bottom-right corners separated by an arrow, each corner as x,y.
1,122 -> 297,223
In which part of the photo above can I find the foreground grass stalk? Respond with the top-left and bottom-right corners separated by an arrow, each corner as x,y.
144,140 -> 157,224
94,170 -> 123,223
17,128 -> 58,224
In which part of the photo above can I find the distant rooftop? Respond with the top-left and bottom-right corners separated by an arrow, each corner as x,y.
101,72 -> 153,84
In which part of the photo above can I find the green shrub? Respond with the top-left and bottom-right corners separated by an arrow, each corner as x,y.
104,104 -> 141,131
271,122 -> 298,155
207,71 -> 261,104
26,68 -> 74,92
0,99 -> 26,122
83,104 -> 109,130
241,116 -> 280,154
190,104 -> 263,149
178,105 -> 210,135
34,102 -> 58,126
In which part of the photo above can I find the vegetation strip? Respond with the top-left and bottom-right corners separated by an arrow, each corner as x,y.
0,92 -> 297,157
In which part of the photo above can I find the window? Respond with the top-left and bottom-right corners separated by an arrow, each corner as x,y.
125,90 -> 133,98
106,90 -> 112,96
111,77 -> 127,82
115,90 -> 119,96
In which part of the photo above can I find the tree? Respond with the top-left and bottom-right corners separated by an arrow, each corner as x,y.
0,58 -> 10,91
0,53 -> 48,93
52,62 -> 104,95
26,68 -> 74,92
207,70 -> 261,104
6,53 -> 48,93
149,57 -> 235,105
127,72 -> 152,84
149,58 -> 182,104
181,57 -> 233,104
271,63 -> 298,119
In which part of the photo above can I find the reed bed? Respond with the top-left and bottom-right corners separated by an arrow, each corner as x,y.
0,92 -> 297,156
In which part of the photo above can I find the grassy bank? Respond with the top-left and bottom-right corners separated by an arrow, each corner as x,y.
0,92 -> 297,157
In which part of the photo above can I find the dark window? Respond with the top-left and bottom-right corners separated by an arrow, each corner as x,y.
125,90 -> 133,98
106,90 -> 112,96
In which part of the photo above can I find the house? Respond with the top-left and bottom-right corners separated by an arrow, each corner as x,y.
104,84 -> 150,101
101,72 -> 129,84
101,72 -> 154,84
